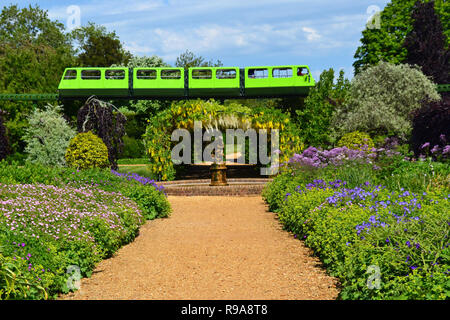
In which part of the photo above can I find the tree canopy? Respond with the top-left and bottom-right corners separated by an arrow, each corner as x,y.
71,22 -> 132,67
175,49 -> 222,69
0,4 -> 75,153
353,0 -> 449,75
404,0 -> 450,84
332,62 -> 441,139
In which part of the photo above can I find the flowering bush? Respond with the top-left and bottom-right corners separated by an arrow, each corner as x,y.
0,162 -> 171,221
0,183 -> 146,299
411,94 -> 449,158
417,136 -> 449,162
287,145 -> 379,169
271,179 -> 450,299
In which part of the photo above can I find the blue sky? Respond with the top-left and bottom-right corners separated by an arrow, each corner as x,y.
5,0 -> 390,79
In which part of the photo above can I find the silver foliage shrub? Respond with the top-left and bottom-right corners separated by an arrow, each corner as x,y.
23,104 -> 76,166
332,62 -> 441,140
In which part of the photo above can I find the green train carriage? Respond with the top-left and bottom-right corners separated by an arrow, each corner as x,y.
58,65 -> 315,99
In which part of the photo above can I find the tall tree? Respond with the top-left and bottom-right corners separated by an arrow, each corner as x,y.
175,49 -> 222,69
353,0 -> 449,75
114,55 -> 170,116
404,0 -> 450,84
71,22 -> 131,67
0,4 -> 75,154
296,69 -> 351,147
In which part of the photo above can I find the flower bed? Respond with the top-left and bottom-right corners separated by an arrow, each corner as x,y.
263,170 -> 450,299
0,183 -> 145,299
0,161 -> 172,299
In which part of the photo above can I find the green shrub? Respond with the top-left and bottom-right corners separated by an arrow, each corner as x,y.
65,131 -> 110,170
296,68 -> 351,147
22,104 -> 76,166
0,252 -> 50,300
337,131 -> 375,151
332,62 -> 441,139
119,136 -> 146,159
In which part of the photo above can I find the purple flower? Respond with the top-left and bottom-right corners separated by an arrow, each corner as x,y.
420,142 -> 430,149
430,145 -> 440,154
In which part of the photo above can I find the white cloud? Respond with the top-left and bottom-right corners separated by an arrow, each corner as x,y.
124,41 -> 156,54
302,27 -> 321,42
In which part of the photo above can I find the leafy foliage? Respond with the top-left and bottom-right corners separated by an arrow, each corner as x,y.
77,98 -> 127,170
337,131 -> 375,151
71,22 -> 131,67
404,0 -> 450,84
353,0 -> 449,75
65,131 -> 110,170
143,100 -> 304,180
175,49 -> 222,69
0,4 -> 75,154
332,62 -> 441,139
0,182 -> 145,299
114,55 -> 171,116
263,157 -> 450,300
120,136 -> 146,159
0,109 -> 10,161
296,69 -> 350,147
410,94 -> 450,157
22,104 -> 76,166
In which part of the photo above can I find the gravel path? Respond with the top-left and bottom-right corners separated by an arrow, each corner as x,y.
61,196 -> 339,300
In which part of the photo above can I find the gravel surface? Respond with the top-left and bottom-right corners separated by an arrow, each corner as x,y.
61,196 -> 339,300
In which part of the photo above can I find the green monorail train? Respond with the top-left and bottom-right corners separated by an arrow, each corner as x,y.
58,65 -> 315,99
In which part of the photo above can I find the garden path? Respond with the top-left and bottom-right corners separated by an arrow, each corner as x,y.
61,196 -> 339,300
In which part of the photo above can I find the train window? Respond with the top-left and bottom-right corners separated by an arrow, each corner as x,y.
81,70 -> 101,80
272,68 -> 293,78
161,69 -> 182,79
192,69 -> 212,80
64,70 -> 77,80
216,69 -> 237,79
297,67 -> 309,76
248,69 -> 268,79
105,69 -> 125,80
137,69 -> 157,80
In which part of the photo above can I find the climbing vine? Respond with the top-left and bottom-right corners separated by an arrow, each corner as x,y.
143,99 -> 304,180
77,97 -> 127,170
